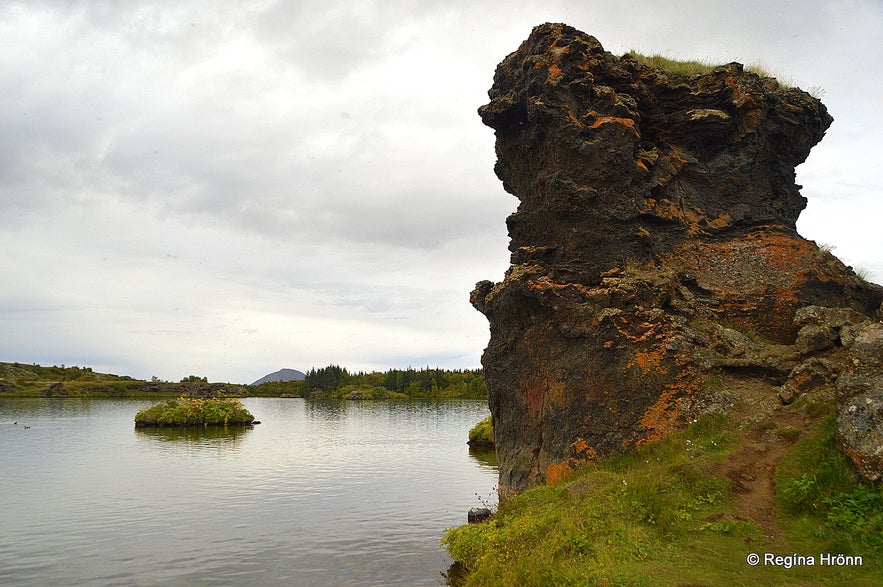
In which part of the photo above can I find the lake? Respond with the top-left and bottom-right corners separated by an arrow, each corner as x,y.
0,397 -> 498,586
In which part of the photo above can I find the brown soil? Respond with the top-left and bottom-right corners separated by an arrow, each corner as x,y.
715,378 -> 812,540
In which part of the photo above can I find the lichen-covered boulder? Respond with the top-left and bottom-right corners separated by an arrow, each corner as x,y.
836,389 -> 883,482
835,322 -> 883,482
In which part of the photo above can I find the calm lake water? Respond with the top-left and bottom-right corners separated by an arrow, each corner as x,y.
0,397 -> 497,586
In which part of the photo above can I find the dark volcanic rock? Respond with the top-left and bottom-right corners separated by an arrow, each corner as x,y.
474,23 -> 883,496
478,23 -> 831,285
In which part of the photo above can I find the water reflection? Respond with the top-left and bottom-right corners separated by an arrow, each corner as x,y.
468,447 -> 498,469
135,424 -> 252,447
1,397 -> 139,421
303,398 -> 347,420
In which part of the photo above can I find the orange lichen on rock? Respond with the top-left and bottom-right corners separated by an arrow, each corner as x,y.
546,461 -> 573,485
640,198 -> 726,236
637,369 -> 701,445
546,439 -> 598,485
529,25 -> 571,85
589,116 -> 638,136
626,346 -> 666,374
744,231 -> 817,272
546,63 -> 564,84
704,213 -> 733,230
527,275 -> 595,298
660,229 -> 858,342
612,315 -> 663,344
565,106 -> 585,128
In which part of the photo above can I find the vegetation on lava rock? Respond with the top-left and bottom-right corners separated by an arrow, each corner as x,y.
467,416 -> 494,448
134,397 -> 255,427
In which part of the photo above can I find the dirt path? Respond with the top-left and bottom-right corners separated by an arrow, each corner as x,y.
714,379 -> 811,540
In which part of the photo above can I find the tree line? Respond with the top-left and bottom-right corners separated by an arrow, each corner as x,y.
252,365 -> 487,399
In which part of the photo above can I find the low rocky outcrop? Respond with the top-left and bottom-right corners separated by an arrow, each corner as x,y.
473,23 -> 883,496
44,382 -> 68,397
835,322 -> 883,482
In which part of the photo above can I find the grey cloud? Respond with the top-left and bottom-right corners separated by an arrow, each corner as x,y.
1,0 -> 880,382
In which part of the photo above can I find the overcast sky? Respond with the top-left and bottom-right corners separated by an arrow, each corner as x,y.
1,0 -> 881,384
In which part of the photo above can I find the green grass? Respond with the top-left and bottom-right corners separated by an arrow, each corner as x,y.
443,413 -> 882,586
468,416 -> 494,447
627,50 -> 777,80
134,397 -> 255,427
776,416 -> 883,554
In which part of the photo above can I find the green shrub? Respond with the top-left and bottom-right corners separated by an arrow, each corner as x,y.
134,397 -> 254,427
777,416 -> 883,551
468,416 -> 494,446
824,485 -> 883,549
777,416 -> 860,516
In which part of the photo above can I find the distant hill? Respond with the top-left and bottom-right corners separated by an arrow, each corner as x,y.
250,368 -> 306,386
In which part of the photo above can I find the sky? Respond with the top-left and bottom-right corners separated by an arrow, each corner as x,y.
1,0 -> 881,384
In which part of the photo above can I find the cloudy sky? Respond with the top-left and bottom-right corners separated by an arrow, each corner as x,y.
1,0 -> 881,384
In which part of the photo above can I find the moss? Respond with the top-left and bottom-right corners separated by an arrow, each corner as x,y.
700,374 -> 723,392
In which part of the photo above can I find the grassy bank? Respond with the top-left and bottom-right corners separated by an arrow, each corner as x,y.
134,397 -> 255,427
443,413 -> 882,586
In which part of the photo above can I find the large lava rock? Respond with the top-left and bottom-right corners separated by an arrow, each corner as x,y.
836,323 -> 883,482
473,23 -> 883,496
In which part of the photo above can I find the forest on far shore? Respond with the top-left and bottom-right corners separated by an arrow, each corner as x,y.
0,361 -> 487,400
249,364 -> 487,400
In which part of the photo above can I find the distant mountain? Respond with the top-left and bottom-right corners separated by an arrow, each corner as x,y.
250,368 -> 306,386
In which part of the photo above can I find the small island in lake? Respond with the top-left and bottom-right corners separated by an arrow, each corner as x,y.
467,416 -> 494,449
134,397 -> 257,427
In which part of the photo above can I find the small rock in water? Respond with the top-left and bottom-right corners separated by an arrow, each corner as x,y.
468,507 -> 492,524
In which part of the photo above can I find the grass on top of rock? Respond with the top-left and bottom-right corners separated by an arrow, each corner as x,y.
443,413 -> 882,587
626,50 -> 778,80
134,397 -> 255,427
